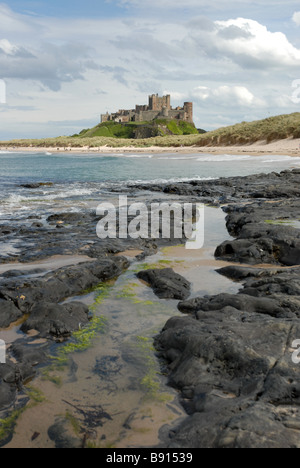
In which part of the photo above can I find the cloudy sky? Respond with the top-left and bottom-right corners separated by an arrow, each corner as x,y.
1,0 -> 300,139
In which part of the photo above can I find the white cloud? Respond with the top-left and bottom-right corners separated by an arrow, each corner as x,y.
292,12 -> 300,25
186,17 -> 300,69
0,39 -> 18,55
0,40 -> 99,91
192,85 -> 263,108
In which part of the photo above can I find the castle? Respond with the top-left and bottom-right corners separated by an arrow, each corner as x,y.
101,94 -> 193,124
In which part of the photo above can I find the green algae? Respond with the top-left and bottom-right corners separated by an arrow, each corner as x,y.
65,410 -> 81,436
0,408 -> 25,444
25,385 -> 47,404
0,386 -> 47,444
116,281 -> 155,307
133,258 -> 184,274
42,281 -> 111,385
84,282 -> 113,312
134,336 -> 172,403
42,314 -> 108,386
60,315 -> 108,354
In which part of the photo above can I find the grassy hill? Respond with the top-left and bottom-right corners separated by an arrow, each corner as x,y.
1,113 -> 300,149
196,112 -> 300,146
72,119 -> 200,139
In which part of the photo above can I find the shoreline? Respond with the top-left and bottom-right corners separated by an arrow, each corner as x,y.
1,137 -> 300,156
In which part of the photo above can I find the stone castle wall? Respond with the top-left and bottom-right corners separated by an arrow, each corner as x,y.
101,94 -> 193,124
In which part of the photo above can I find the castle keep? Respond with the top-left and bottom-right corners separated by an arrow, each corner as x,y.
101,94 -> 193,124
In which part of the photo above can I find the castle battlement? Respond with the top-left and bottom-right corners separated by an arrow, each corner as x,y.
101,94 -> 193,124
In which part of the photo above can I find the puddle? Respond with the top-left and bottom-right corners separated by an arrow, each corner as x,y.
0,240 -> 21,258
0,315 -> 29,345
4,270 -> 186,448
0,255 -> 96,276
0,207 -> 244,448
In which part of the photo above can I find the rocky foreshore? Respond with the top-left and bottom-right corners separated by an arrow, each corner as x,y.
0,196 -> 184,442
152,168 -> 300,448
1,168 -> 300,447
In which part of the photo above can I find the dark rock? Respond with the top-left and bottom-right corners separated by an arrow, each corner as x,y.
0,257 -> 129,313
47,212 -> 91,225
214,197 -> 300,266
21,183 -> 53,189
150,169 -> 300,448
20,301 -> 90,338
20,183 -> 41,189
136,268 -> 191,300
0,379 -> 16,410
178,292 -> 295,319
0,269 -> 46,278
0,299 -> 23,328
155,309 -> 300,448
48,417 -> 81,448
0,359 -> 37,410
10,341 -> 50,367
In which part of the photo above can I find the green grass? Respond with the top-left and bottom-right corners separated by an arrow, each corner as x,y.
73,119 -> 198,139
76,121 -> 137,139
154,119 -> 199,136
0,120 -> 200,149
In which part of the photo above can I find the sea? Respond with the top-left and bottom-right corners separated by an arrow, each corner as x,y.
0,150 -> 300,221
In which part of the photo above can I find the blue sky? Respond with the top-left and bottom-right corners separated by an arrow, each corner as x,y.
1,1 -> 300,139
6,0 -> 130,18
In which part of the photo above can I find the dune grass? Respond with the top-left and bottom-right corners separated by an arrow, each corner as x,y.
195,112 -> 300,147
0,133 -> 201,149
1,112 -> 300,149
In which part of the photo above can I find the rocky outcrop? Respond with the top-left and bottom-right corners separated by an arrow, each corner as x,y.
215,200 -> 300,266
132,169 -> 300,204
136,268 -> 191,300
0,256 -> 129,414
20,302 -> 91,338
0,257 -> 128,318
0,299 -> 23,328
153,169 -> 300,448
156,264 -> 300,448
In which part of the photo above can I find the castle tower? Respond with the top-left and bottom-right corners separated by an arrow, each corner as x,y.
162,94 -> 171,110
149,94 -> 171,111
149,94 -> 158,111
162,106 -> 169,118
183,102 -> 193,123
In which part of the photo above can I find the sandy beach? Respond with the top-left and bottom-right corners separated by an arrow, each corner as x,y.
1,137 -> 300,156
